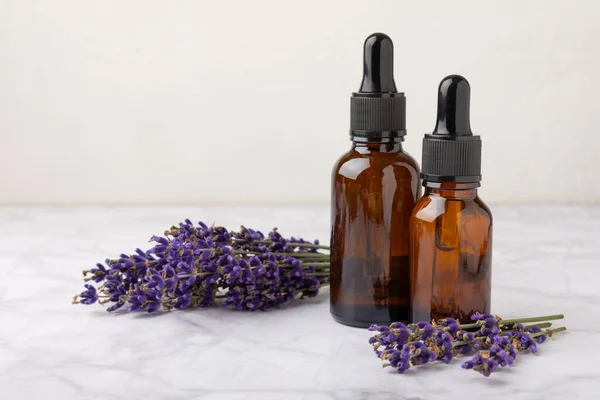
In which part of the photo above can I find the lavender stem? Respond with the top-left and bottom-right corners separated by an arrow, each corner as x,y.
460,314 -> 564,330
232,238 -> 330,250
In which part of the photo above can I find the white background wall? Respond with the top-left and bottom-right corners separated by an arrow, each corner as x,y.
1,0 -> 599,205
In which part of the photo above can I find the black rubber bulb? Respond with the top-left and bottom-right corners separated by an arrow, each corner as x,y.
358,33 -> 397,93
433,75 -> 472,136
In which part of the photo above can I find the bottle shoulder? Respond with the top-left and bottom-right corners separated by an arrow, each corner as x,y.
474,196 -> 493,222
332,147 -> 420,179
411,194 -> 492,225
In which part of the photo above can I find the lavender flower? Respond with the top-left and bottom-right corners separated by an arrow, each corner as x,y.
410,341 -> 437,366
371,315 -> 566,378
462,353 -> 499,377
489,336 -> 517,366
430,329 -> 454,363
507,331 -> 539,353
369,322 -> 411,352
454,330 -> 475,354
471,312 -> 497,328
75,221 -> 330,313
526,326 -> 547,344
380,345 -> 411,373
416,321 -> 435,340
89,263 -> 107,283
78,284 -> 97,305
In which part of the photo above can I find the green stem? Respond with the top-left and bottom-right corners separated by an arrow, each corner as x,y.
286,243 -> 330,250
459,314 -> 564,330
214,282 -> 330,299
233,250 -> 329,258
500,314 -> 564,326
532,327 -> 567,338
499,322 -> 552,335
253,263 -> 330,269
524,322 -> 553,329
458,323 -> 482,329
306,272 -> 330,276
232,238 -> 330,250
175,272 -> 216,279
301,262 -> 330,267
453,338 -> 484,347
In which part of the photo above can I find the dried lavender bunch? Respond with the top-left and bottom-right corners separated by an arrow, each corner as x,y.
369,313 -> 566,377
73,220 -> 330,313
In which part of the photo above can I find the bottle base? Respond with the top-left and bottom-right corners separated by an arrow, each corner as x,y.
330,312 -> 375,328
330,305 -> 409,328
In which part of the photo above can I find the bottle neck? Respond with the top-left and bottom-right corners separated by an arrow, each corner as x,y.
351,136 -> 404,153
424,181 -> 480,199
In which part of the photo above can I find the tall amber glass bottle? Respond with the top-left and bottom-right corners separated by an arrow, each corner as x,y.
330,33 -> 421,327
410,75 -> 492,323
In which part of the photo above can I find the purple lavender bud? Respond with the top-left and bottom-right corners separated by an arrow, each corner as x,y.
526,326 -> 547,344
90,263 -> 108,283
462,352 -> 498,377
391,322 -> 407,330
396,345 -> 411,373
481,358 -> 499,377
249,256 -> 261,267
146,301 -> 161,313
433,330 -> 455,363
471,312 -> 496,327
463,353 -> 483,369
446,322 -> 459,335
79,284 -> 97,305
152,235 -> 169,245
471,312 -> 483,321
106,302 -> 124,312
482,317 -> 497,327
368,324 -> 389,332
386,349 -> 402,367
441,317 -> 459,327
421,324 -> 435,339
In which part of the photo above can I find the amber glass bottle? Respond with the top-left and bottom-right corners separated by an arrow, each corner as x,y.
330,33 -> 421,327
410,75 -> 492,323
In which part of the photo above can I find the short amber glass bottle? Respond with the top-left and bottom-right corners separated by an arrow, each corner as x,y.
330,33 -> 421,327
409,75 -> 492,323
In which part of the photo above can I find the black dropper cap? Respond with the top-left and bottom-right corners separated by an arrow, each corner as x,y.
421,75 -> 482,183
350,33 -> 406,138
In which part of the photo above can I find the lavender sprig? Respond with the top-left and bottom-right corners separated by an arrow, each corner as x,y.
369,314 -> 566,377
73,220 -> 330,313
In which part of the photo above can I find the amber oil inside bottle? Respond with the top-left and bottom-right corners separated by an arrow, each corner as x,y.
330,135 -> 420,327
409,181 -> 492,323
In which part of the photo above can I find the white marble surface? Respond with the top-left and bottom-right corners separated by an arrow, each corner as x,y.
0,205 -> 598,400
